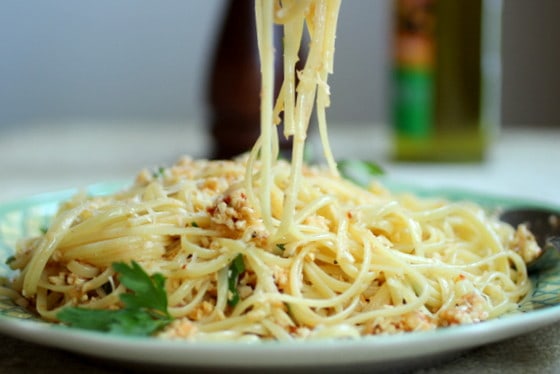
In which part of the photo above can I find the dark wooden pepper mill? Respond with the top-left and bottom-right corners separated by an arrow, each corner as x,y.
206,0 -> 294,160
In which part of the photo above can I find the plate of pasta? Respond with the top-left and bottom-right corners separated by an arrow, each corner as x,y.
1,0 -> 560,371
0,178 -> 560,372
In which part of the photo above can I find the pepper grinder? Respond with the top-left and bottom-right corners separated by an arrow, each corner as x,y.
206,0 -> 293,159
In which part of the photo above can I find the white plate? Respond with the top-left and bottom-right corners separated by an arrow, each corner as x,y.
1,182 -> 560,372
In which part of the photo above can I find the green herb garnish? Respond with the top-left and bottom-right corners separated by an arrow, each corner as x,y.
276,243 -> 286,251
57,261 -> 173,336
5,256 -> 15,266
227,254 -> 245,307
152,167 -> 166,178
338,160 -> 384,186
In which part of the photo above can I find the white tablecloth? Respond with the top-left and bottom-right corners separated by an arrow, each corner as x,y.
2,121 -> 558,206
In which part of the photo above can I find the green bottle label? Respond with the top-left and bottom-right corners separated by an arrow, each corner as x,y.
393,67 -> 434,138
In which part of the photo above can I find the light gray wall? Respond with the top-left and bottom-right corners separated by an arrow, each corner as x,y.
0,0 -> 223,127
0,1 -> 558,129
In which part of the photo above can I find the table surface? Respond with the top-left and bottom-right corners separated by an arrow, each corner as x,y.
0,121 -> 559,373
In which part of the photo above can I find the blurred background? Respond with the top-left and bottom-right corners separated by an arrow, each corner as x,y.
0,0 -> 559,132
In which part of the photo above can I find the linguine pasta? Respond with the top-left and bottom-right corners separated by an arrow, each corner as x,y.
4,0 -> 540,341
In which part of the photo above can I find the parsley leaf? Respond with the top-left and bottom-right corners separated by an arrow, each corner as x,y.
56,308 -> 120,331
152,167 -> 166,178
57,261 -> 173,336
227,254 -> 245,307
337,160 -> 384,186
112,261 -> 169,318
5,256 -> 15,266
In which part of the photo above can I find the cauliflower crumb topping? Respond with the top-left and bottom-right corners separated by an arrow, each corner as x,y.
159,318 -> 197,339
365,311 -> 435,335
438,292 -> 489,326
512,224 -> 542,264
208,189 -> 257,238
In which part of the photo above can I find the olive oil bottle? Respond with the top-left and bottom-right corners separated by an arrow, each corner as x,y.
392,0 -> 502,162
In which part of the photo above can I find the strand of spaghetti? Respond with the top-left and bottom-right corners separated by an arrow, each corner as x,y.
345,283 -> 431,325
59,236 -> 165,266
22,204 -> 86,296
304,261 -> 353,293
283,233 -> 375,310
289,295 -> 361,327
167,277 -> 202,306
293,195 -> 335,225
274,1 -> 329,242
66,259 -> 100,278
302,263 -> 343,314
243,134 -> 262,218
80,267 -> 114,293
229,247 -> 282,319
255,0 -> 276,231
0,287 -> 27,306
409,251 -> 521,272
307,324 -> 361,339
277,2 -> 306,137
260,318 -> 293,341
316,87 -> 337,174
273,0 -> 311,24
436,277 -> 456,313
315,0 -> 340,173
213,266 -> 229,315
70,284 -> 126,310
168,281 -> 210,318
61,226 -> 215,250
160,253 -> 237,279
196,315 -> 267,334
